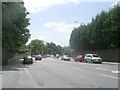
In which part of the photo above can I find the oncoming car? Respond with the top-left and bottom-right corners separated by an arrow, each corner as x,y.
84,54 -> 102,64
62,55 -> 71,61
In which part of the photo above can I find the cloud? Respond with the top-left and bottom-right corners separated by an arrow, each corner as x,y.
26,30 -> 69,46
44,22 -> 80,33
26,22 -> 80,46
23,0 -> 115,13
23,0 -> 81,13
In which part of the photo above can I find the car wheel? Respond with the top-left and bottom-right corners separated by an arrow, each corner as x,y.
85,60 -> 87,63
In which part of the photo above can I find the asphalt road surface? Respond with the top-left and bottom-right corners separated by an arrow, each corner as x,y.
2,57 -> 119,88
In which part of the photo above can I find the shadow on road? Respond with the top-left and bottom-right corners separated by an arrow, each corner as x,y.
2,59 -> 32,71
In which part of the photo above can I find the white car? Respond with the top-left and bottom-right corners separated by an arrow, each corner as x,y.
62,55 -> 71,61
84,54 -> 102,63
35,54 -> 42,60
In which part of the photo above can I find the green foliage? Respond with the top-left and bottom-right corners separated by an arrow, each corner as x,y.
70,5 -> 120,52
27,39 -> 45,54
27,40 -> 63,55
45,42 -> 63,55
63,46 -> 74,56
2,2 -> 31,56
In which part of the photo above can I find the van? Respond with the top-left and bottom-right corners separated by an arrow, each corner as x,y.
84,54 -> 102,64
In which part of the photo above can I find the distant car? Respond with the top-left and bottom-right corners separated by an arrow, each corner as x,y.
56,54 -> 60,58
35,54 -> 42,60
51,55 -> 55,58
74,55 -> 84,62
62,55 -> 71,61
32,55 -> 36,57
84,54 -> 102,63
23,55 -> 33,64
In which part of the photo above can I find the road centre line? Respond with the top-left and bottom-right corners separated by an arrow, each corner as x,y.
100,74 -> 120,79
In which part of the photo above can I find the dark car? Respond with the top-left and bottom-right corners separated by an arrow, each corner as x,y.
23,56 -> 33,64
74,55 -> 84,62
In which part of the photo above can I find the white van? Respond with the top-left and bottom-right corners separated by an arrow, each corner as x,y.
84,54 -> 102,64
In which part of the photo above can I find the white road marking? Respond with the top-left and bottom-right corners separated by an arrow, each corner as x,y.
24,68 -> 32,77
97,67 -> 111,71
112,71 -> 120,74
97,67 -> 120,74
100,74 -> 120,79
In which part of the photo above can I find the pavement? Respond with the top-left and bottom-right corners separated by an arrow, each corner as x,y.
2,57 -> 120,88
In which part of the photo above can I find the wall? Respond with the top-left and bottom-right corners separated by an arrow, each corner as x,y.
2,48 -> 10,65
2,48 -> 26,65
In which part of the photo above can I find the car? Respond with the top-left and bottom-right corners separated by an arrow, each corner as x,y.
62,55 -> 71,61
84,54 -> 102,63
51,55 -> 55,58
74,55 -> 84,62
23,55 -> 33,64
56,54 -> 60,58
35,54 -> 42,60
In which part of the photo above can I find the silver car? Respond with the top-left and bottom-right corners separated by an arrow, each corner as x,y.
62,55 -> 71,61
84,54 -> 102,63
35,54 -> 42,60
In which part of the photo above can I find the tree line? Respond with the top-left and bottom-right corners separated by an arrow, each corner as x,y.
27,39 -> 63,55
70,5 -> 120,52
27,39 -> 73,56
2,2 -> 30,65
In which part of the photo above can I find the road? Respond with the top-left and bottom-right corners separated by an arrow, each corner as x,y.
2,57 -> 119,88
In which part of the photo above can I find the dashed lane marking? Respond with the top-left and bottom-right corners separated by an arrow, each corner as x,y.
100,74 -> 120,79
97,67 -> 111,71
112,71 -> 120,74
97,67 -> 120,74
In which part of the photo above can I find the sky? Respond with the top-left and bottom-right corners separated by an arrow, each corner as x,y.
23,0 -> 119,47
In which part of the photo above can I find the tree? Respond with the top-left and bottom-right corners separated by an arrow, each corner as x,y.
27,39 -> 45,55
103,5 -> 120,48
70,5 -> 120,53
2,2 -> 31,65
46,42 -> 63,55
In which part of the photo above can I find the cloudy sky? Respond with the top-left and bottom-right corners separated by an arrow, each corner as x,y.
23,0 -> 118,47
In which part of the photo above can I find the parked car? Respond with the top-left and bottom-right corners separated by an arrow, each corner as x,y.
74,55 -> 84,62
84,54 -> 102,63
35,54 -> 42,60
23,55 -> 33,64
62,55 -> 71,61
